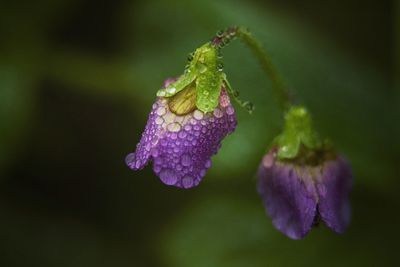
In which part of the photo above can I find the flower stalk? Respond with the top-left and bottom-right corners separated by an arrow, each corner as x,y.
212,26 -> 291,112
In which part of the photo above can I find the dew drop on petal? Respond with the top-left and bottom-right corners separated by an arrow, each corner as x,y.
155,117 -> 164,125
156,107 -> 167,116
226,106 -> 235,115
178,131 -> 187,139
145,143 -> 151,151
135,160 -> 142,169
213,108 -> 223,118
184,124 -> 192,131
182,175 -> 194,188
181,154 -> 192,167
125,153 -> 135,165
167,122 -> 182,132
151,148 -> 159,157
159,169 -> 178,185
193,110 -> 204,120
154,165 -> 161,173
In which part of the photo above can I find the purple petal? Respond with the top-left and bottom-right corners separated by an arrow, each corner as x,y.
126,90 -> 237,189
317,156 -> 352,233
125,99 -> 166,170
257,152 -> 318,239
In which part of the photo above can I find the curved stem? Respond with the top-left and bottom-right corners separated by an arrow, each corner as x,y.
212,26 -> 292,111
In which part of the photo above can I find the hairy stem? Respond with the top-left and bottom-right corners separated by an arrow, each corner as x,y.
212,26 -> 292,111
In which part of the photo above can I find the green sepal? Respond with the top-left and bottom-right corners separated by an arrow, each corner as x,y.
156,70 -> 196,97
157,42 -> 224,113
194,43 -> 223,113
275,106 -> 322,159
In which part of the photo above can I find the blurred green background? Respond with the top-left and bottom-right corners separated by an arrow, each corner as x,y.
1,0 -> 399,266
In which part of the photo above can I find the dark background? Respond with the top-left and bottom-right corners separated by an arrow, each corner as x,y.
1,0 -> 399,266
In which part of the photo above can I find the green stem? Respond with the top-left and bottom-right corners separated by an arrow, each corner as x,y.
212,26 -> 292,111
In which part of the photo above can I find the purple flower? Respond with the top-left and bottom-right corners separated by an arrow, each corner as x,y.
257,147 -> 352,239
126,79 -> 237,188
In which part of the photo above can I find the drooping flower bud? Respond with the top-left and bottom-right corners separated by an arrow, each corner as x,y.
257,106 -> 352,239
126,42 -> 239,188
126,80 -> 236,188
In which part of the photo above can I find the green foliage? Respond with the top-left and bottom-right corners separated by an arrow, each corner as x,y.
156,43 -> 223,113
274,106 -> 322,159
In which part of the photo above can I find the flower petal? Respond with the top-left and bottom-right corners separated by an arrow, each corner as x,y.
125,99 -> 169,170
317,157 -> 352,233
126,89 -> 237,189
152,95 -> 236,188
257,153 -> 318,239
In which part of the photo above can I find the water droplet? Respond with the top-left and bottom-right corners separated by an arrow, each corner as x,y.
171,133 -> 178,139
135,160 -> 142,169
184,124 -> 192,131
159,169 -> 178,185
154,165 -> 161,173
181,154 -> 192,167
125,153 -> 135,165
213,108 -> 223,118
182,175 -> 194,188
166,87 -> 177,94
151,148 -> 159,157
145,142 -> 151,151
193,110 -> 204,120
226,106 -> 235,115
155,117 -> 164,125
151,138 -> 159,146
156,107 -> 167,116
198,63 -> 207,73
217,63 -> 224,71
167,122 -> 181,132
244,102 -> 254,112
178,131 -> 187,139
157,90 -> 166,97
164,113 -> 175,123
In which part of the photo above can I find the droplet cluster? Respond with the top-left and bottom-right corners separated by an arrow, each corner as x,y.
126,89 -> 237,188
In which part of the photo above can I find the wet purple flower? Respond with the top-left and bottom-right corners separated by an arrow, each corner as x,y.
257,147 -> 352,239
125,79 -> 237,188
